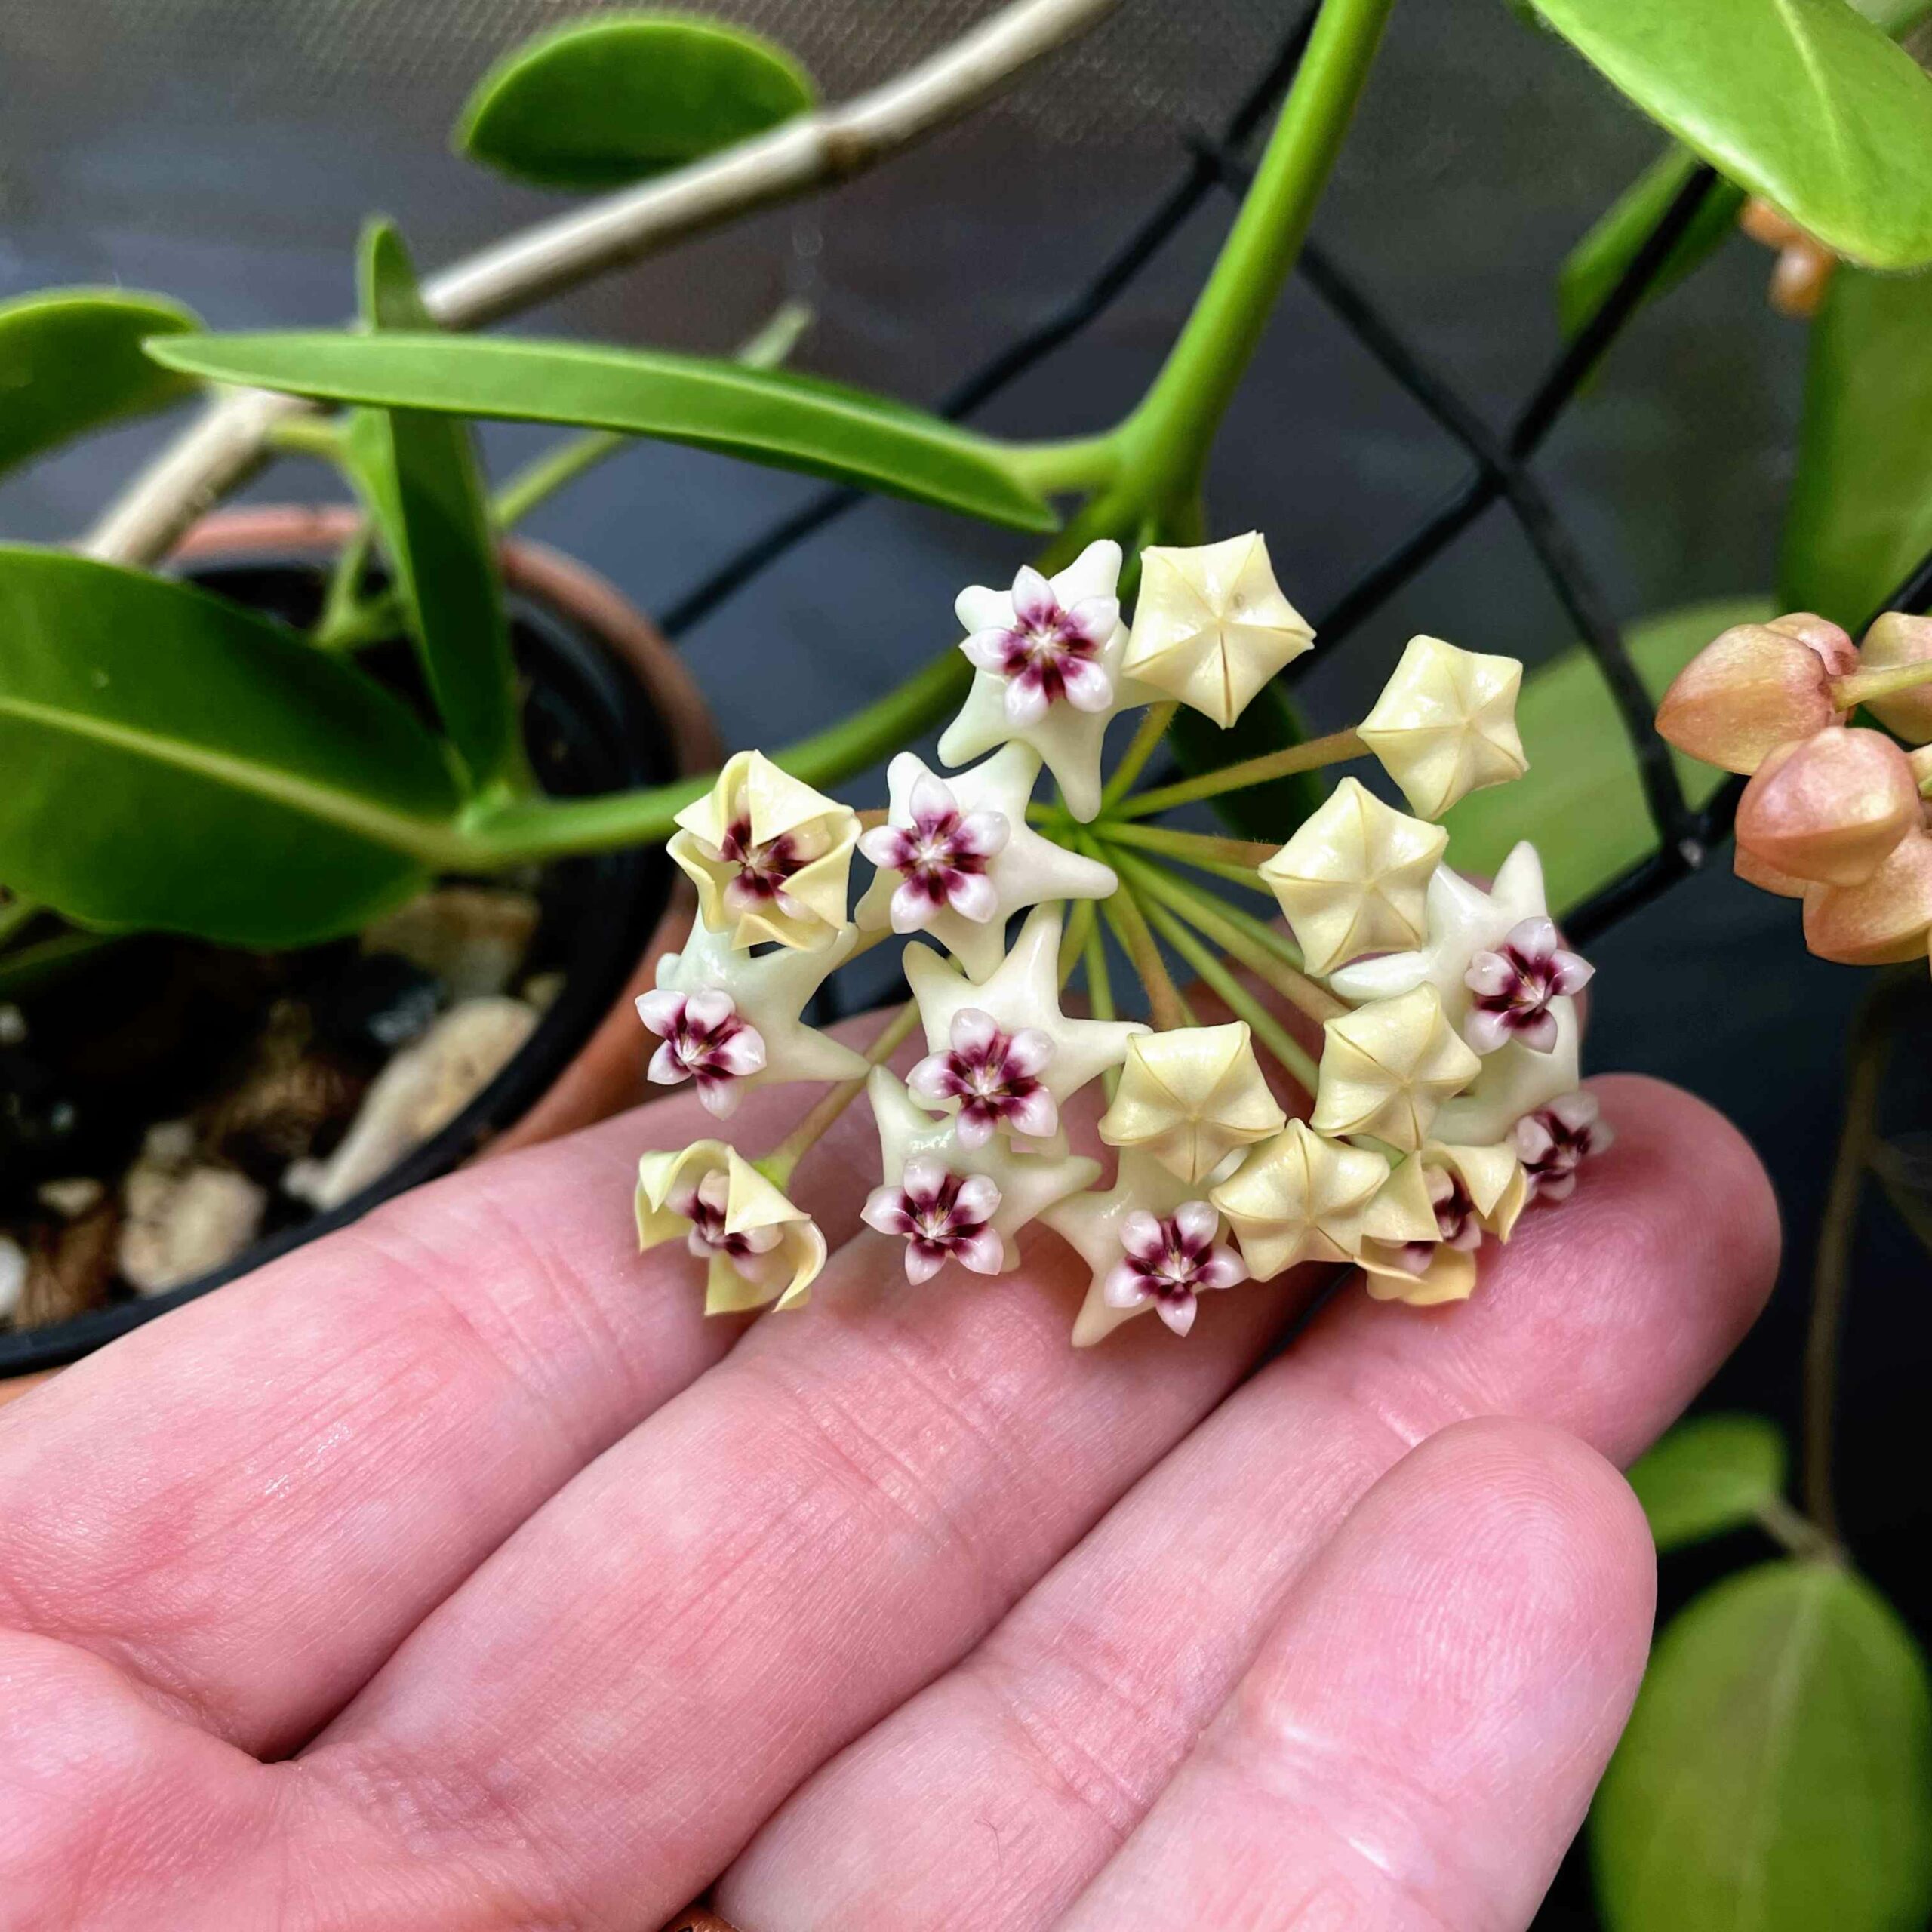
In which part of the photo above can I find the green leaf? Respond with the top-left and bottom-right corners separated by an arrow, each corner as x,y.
1780,266 -> 1932,626
1628,1415 -> 1789,1552
0,289 -> 201,477
152,332 -> 1057,533
1526,0 -> 1932,269
457,11 -> 814,192
0,546 -> 462,947
1592,1561 -> 1932,1932
1557,148 -> 1746,339
1170,682 -> 1324,840
346,222 -> 521,792
1443,598 -> 1764,913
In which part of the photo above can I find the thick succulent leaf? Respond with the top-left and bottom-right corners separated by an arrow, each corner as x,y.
150,332 -> 1058,533
0,546 -> 461,946
1627,1414 -> 1789,1552
457,11 -> 814,191
1780,266 -> 1932,627
1527,0 -> 1932,269
1592,1561 -> 1932,1932
1443,599 -> 1764,913
0,289 -> 200,477
348,222 -> 521,792
1557,148 -> 1746,339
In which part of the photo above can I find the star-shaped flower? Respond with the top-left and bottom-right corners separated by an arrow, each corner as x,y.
903,904 -> 1146,1145
854,746 -> 1115,980
863,1067 -> 1100,1283
635,1140 -> 826,1314
1514,1091 -> 1614,1201
1097,1022 -> 1287,1183
1327,846 -> 1584,1144
938,541 -> 1157,822
1259,777 -> 1447,977
1355,1140 -> 1527,1307
643,919 -> 868,1109
1121,531 -> 1314,727
1309,986 -> 1481,1152
1043,1152 -> 1243,1346
669,750 -> 859,950
1209,1118 -> 1389,1279
1359,635 -> 1527,820
1463,916 -> 1593,1054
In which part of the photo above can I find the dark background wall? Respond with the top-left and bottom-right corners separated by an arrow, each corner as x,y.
4,2 -> 1927,1920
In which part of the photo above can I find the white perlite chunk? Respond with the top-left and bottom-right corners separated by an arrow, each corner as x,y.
0,1238 -> 26,1323
285,996 -> 538,1212
120,1164 -> 267,1296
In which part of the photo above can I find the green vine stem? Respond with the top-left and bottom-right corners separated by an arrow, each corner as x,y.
1058,896 -> 1098,980
1089,820 -> 1279,872
1104,0 -> 1397,518
1100,700 -> 1180,809
1111,726 -> 1364,818
1138,894 -> 1320,1094
761,998 -> 921,1188
1803,980 -> 1902,1540
1099,873 -> 1192,1030
0,896 -> 42,949
1083,918 -> 1122,1101
1830,657 -> 1932,713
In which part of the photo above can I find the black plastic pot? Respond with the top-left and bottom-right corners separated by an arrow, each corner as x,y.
0,549 -> 679,1375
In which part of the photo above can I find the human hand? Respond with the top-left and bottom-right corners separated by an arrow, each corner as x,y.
0,1011 -> 1776,1931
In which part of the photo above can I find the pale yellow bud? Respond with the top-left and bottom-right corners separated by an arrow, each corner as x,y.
1097,1023 -> 1287,1184
669,750 -> 858,951
1259,777 -> 1447,977
1122,532 -> 1314,728
1358,635 -> 1527,820
1310,986 -> 1482,1151
635,1141 -> 827,1315
1209,1119 -> 1386,1279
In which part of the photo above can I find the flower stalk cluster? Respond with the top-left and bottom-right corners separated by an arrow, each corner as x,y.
635,528 -> 1608,1338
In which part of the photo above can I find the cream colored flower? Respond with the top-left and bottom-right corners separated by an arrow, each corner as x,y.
635,1141 -> 826,1315
1359,635 -> 1527,819
938,540 -> 1158,822
1259,777 -> 1447,977
1209,1118 -> 1388,1279
669,750 -> 858,950
1122,532 -> 1314,727
1310,986 -> 1481,1151
1097,1022 -> 1287,1183
1356,1140 -> 1526,1307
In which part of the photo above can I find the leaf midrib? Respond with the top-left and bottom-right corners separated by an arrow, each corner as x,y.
0,689 -> 457,861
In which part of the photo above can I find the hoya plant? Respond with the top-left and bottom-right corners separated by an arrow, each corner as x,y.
6,1 -> 1932,1927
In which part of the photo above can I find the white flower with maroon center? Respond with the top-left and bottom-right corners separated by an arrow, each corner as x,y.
962,563 -> 1119,726
642,918 -> 866,1107
1463,916 -> 1594,1054
854,748 -> 1116,979
863,1158 -> 1007,1284
858,773 -> 1008,934
938,541 -> 1158,822
634,988 -> 766,1117
908,1008 -> 1057,1149
675,1168 -> 786,1274
1103,1201 -> 1247,1337
1513,1091 -> 1614,1201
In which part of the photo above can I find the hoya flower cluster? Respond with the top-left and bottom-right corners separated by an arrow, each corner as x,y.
1658,611 -> 1932,968
632,531 -> 1611,1340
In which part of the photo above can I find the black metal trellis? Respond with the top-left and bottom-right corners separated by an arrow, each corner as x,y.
661,6 -> 1932,955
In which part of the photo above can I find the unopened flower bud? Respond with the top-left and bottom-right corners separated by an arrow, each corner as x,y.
1801,829 -> 1932,965
1854,614 -> 1932,745
1735,728 -> 1920,888
1734,841 -> 1810,901
1655,618 -> 1853,774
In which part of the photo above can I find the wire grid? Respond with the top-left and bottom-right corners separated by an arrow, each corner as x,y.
663,4 -> 1932,955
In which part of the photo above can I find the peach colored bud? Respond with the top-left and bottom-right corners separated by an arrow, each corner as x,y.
1734,841 -> 1810,901
1655,620 -> 1850,774
1855,613 -> 1932,745
1734,728 -> 1920,888
1765,613 -> 1857,678
1739,198 -> 1805,251
1801,829 -> 1932,965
